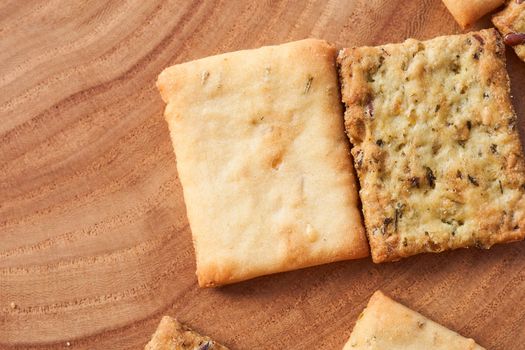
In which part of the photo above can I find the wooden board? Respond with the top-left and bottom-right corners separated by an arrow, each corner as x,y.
1,0 -> 525,349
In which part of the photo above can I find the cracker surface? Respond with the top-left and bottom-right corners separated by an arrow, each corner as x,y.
158,39 -> 368,286
343,291 -> 485,350
493,0 -> 525,62
145,316 -> 228,350
338,29 -> 525,263
442,0 -> 505,28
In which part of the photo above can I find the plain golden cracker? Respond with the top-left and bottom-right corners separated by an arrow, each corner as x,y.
157,39 -> 368,287
343,291 -> 485,350
442,0 -> 505,28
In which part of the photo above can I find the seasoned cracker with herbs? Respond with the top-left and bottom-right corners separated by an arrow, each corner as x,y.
493,0 -> 525,62
338,29 -> 525,263
145,316 -> 229,350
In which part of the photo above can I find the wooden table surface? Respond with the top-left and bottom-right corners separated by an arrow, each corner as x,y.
1,0 -> 525,349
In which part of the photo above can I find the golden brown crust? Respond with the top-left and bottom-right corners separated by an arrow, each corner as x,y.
343,291 -> 485,349
442,0 -> 505,28
157,39 -> 368,287
145,316 -> 228,350
493,0 -> 525,61
338,29 -> 525,263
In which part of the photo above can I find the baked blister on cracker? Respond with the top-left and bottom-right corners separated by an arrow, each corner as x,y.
145,316 -> 228,350
343,291 -> 485,349
441,0 -> 505,28
493,0 -> 525,62
338,29 -> 525,263
157,39 -> 369,287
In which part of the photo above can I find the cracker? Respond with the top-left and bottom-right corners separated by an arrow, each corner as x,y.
145,316 -> 228,350
343,291 -> 485,349
157,39 -> 368,287
441,0 -> 505,28
338,29 -> 525,263
493,0 -> 525,62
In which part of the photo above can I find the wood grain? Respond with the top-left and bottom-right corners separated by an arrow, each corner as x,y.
1,0 -> 525,349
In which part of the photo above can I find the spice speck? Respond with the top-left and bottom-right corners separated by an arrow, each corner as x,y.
304,75 -> 313,94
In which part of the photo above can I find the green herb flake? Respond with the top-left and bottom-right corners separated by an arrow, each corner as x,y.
383,217 -> 393,234
468,175 -> 479,186
304,75 -> 313,94
425,167 -> 436,189
201,70 -> 210,85
410,176 -> 420,188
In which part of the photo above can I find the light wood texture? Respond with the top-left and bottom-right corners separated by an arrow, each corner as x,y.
1,1 -> 524,349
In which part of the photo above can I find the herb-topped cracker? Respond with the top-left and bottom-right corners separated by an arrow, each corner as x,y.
343,291 -> 486,349
157,39 -> 368,287
338,29 -> 525,263
145,316 -> 228,350
493,0 -> 525,62
441,0 -> 505,28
